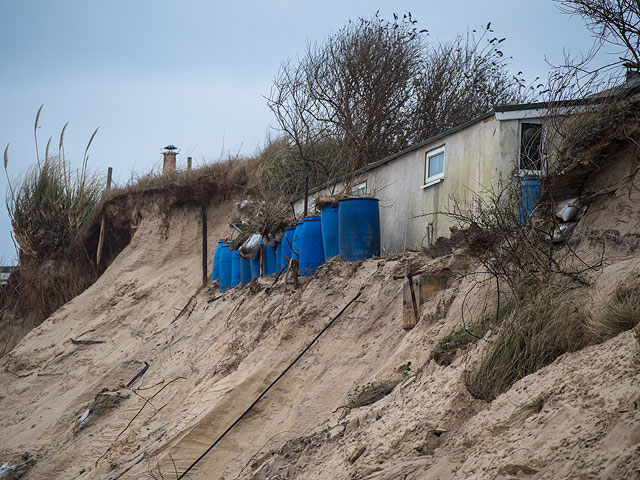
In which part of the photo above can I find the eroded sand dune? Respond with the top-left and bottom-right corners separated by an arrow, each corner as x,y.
1,157 -> 639,479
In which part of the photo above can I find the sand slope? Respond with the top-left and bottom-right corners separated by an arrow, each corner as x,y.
0,166 -> 639,479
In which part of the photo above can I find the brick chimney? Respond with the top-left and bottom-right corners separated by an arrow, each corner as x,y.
162,145 -> 178,174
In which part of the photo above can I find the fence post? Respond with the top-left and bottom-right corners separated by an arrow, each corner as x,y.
303,176 -> 309,218
187,156 -> 192,170
96,167 -> 113,266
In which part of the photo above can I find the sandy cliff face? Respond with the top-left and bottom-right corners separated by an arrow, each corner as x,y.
0,151 -> 639,480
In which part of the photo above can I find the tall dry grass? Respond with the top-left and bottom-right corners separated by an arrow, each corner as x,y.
4,109 -> 102,260
2,109 -> 102,328
466,286 -> 589,402
588,282 -> 640,342
7,154 -> 102,258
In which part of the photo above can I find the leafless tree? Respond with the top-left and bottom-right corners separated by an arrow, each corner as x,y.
541,1 -> 640,174
269,13 -> 424,187
410,26 -> 534,142
268,15 -> 534,192
555,0 -> 640,70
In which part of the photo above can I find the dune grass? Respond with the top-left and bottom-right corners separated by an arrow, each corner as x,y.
2,111 -> 102,325
466,286 -> 589,402
588,282 -> 640,342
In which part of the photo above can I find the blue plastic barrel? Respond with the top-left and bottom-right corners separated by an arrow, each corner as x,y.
250,257 -> 260,278
219,242 -> 232,292
291,220 -> 305,261
518,176 -> 541,224
240,257 -> 252,286
299,216 -> 324,276
338,197 -> 380,261
211,239 -> 225,282
263,241 -> 277,275
320,203 -> 339,260
280,227 -> 296,272
231,250 -> 242,288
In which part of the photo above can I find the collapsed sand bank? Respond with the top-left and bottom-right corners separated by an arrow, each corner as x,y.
0,156 -> 639,479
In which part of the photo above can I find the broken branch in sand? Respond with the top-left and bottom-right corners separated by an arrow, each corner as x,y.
70,338 -> 106,345
126,361 -> 150,388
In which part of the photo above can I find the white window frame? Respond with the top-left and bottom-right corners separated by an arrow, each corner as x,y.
422,145 -> 445,189
518,120 -> 544,176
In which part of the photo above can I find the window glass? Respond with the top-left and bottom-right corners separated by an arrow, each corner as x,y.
520,123 -> 543,171
352,182 -> 366,197
428,152 -> 444,178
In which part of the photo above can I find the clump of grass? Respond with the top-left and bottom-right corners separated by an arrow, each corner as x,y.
431,301 -> 513,366
588,282 -> 640,342
346,364 -> 413,409
2,110 -> 102,327
466,286 -> 589,402
108,154 -> 255,206
7,155 -> 101,258
347,380 -> 400,409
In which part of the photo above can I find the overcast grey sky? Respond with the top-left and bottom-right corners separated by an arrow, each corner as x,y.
0,0 -> 610,263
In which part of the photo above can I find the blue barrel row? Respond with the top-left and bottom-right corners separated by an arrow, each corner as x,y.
211,198 -> 380,291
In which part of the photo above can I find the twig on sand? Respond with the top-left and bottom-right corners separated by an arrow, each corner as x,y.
70,338 -> 106,345
236,431 -> 293,479
115,377 -> 185,442
270,263 -> 287,287
126,361 -> 150,388
172,293 -> 198,324
95,376 -> 186,467
7,371 -> 33,378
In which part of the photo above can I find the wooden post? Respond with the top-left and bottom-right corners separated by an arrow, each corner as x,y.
407,274 -> 419,326
96,167 -> 113,266
402,264 -> 420,330
187,156 -> 192,170
303,176 -> 309,218
202,209 -> 208,284
260,243 -> 264,276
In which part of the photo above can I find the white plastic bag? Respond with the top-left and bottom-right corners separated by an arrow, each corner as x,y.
556,198 -> 580,222
239,234 -> 262,259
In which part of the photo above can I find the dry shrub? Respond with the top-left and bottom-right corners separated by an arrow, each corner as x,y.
242,138 -> 303,235
251,137 -> 313,200
269,15 -> 534,189
448,180 -> 599,297
549,96 -> 640,176
229,232 -> 251,252
466,286 -> 589,402
588,282 -> 640,342
109,155 -> 255,206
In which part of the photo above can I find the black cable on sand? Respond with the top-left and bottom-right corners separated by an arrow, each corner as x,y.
178,286 -> 365,479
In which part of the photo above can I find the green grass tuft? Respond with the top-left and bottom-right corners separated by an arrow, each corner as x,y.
431,301 -> 513,366
347,379 -> 401,409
